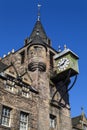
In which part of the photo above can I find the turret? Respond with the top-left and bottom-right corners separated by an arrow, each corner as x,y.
24,20 -> 51,72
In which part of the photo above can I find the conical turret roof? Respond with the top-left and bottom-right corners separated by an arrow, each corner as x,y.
24,20 -> 50,46
29,20 -> 47,40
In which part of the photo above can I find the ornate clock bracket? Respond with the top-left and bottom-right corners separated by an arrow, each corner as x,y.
51,69 -> 77,109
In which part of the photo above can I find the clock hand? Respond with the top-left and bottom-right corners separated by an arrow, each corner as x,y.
59,59 -> 66,66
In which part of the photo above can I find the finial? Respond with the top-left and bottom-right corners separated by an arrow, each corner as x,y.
3,54 -> 6,58
8,52 -> 10,55
81,107 -> 84,116
37,4 -> 41,21
64,44 -> 67,50
58,45 -> 61,52
12,49 -> 15,53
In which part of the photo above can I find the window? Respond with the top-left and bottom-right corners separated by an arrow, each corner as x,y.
22,86 -> 31,98
5,80 -> 15,92
6,83 -> 14,92
50,114 -> 56,128
33,46 -> 43,57
1,106 -> 11,127
20,111 -> 28,130
20,51 -> 25,64
50,51 -> 55,70
50,85 -> 55,98
22,90 -> 29,98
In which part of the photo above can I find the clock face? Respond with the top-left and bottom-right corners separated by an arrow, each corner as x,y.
57,57 -> 70,71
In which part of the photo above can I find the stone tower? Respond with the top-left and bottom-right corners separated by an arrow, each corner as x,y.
0,18 -> 75,130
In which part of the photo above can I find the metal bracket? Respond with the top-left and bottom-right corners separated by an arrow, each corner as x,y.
51,69 -> 77,108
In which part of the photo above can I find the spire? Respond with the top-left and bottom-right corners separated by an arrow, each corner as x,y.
29,3 -> 48,42
81,107 -> 84,117
24,4 -> 51,46
37,4 -> 41,21
29,20 -> 48,43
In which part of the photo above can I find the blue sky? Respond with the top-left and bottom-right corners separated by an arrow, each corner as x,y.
0,0 -> 87,117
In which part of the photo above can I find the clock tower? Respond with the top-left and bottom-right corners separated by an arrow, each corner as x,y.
0,9 -> 79,130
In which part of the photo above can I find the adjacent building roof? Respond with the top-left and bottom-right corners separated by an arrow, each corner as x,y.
72,115 -> 82,126
72,113 -> 87,130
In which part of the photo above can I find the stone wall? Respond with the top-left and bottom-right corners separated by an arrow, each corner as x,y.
0,42 -> 72,130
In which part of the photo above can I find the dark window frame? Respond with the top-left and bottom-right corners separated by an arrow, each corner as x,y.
20,51 -> 25,64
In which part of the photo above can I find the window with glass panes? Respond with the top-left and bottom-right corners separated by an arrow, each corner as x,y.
4,79 -> 15,92
1,106 -> 11,126
20,111 -> 28,130
22,90 -> 29,98
50,114 -> 56,128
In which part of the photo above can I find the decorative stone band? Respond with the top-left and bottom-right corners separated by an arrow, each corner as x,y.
28,61 -> 46,72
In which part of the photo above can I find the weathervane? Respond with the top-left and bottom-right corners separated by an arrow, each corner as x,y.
37,3 -> 41,21
81,107 -> 84,115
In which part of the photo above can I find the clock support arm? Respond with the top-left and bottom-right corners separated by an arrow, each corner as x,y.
51,70 -> 78,108
52,69 -> 71,101
58,74 -> 77,103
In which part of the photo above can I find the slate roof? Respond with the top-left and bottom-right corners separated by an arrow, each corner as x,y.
29,20 -> 47,40
0,61 -> 8,72
72,113 -> 87,130
72,115 -> 82,126
28,34 -> 47,51
25,20 -> 49,46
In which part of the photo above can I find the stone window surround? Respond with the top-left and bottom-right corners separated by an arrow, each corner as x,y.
1,105 -> 11,127
0,105 -> 30,130
20,111 -> 29,130
4,74 -> 32,99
